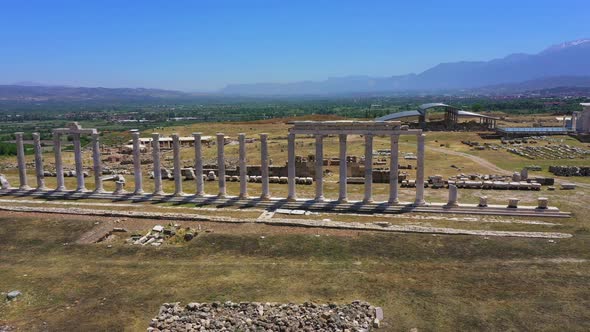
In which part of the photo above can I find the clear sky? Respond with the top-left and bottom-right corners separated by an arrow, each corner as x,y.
1,0 -> 589,91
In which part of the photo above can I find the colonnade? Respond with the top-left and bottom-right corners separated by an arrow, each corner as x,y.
10,121 -> 427,206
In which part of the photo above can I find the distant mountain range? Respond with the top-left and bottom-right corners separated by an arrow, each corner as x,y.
2,39 -> 590,100
221,39 -> 590,95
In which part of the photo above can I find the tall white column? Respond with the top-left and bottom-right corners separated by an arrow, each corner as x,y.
172,134 -> 183,196
287,132 -> 296,201
152,133 -> 164,195
388,135 -> 399,204
91,132 -> 104,193
217,133 -> 227,198
414,133 -> 426,206
32,132 -> 46,190
338,134 -> 347,203
363,134 -> 373,203
131,130 -> 144,194
193,133 -> 204,196
260,133 -> 270,200
15,132 -> 30,190
53,132 -> 65,191
238,133 -> 248,199
72,133 -> 86,192
314,134 -> 324,202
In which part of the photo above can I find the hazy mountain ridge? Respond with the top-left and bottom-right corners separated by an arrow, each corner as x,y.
221,39 -> 590,95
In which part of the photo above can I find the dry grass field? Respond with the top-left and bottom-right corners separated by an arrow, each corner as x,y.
1,116 -> 590,331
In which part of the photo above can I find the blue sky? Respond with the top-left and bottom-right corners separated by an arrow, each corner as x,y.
1,0 -> 589,91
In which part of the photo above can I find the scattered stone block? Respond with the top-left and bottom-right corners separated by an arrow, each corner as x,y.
6,290 -> 21,301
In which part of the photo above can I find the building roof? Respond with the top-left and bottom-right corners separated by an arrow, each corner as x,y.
375,104 -> 498,122
497,127 -> 571,134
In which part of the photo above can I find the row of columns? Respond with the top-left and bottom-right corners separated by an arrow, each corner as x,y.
14,131 -> 104,193
12,130 -> 426,205
286,132 -> 426,205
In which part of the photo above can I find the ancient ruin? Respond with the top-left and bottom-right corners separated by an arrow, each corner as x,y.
0,121 -> 567,217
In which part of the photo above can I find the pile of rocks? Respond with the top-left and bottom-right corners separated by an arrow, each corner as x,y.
549,166 -> 590,177
149,301 -> 383,331
129,224 -> 197,247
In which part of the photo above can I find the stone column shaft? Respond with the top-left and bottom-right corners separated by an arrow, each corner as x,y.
172,134 -> 183,196
152,133 -> 164,195
193,133 -> 204,196
287,132 -> 296,201
238,133 -> 248,198
15,132 -> 30,190
91,133 -> 104,193
72,133 -> 86,192
131,131 -> 144,194
314,134 -> 325,202
217,133 -> 227,198
363,134 -> 373,203
414,134 -> 426,206
338,134 -> 347,202
53,132 -> 65,191
260,133 -> 270,200
32,132 -> 46,190
389,135 -> 399,204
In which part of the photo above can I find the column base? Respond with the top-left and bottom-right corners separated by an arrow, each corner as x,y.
173,192 -> 185,197
444,203 -> 458,208
93,188 -> 105,194
134,190 -> 145,195
195,192 -> 205,198
75,188 -> 88,193
35,186 -> 48,192
388,199 -> 399,205
413,199 -> 426,206
260,194 -> 271,201
238,194 -> 249,200
19,185 -> 32,191
314,196 -> 325,203
152,191 -> 165,196
55,186 -> 66,192
286,196 -> 297,202
218,193 -> 227,199
362,198 -> 373,204
337,198 -> 348,204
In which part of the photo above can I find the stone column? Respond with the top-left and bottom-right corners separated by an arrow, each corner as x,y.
193,133 -> 204,196
363,134 -> 373,203
260,133 -> 270,200
217,133 -> 226,198
72,133 -> 86,192
388,135 -> 399,204
53,132 -> 65,191
131,130 -> 144,194
238,133 -> 248,199
314,134 -> 325,202
91,133 -> 104,193
152,133 -> 164,195
287,132 -> 296,201
338,134 -> 348,203
414,134 -> 426,206
15,132 -> 30,190
445,184 -> 458,207
32,132 -> 46,190
172,134 -> 183,196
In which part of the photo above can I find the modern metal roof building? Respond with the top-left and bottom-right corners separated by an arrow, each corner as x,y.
496,127 -> 572,137
376,103 -> 498,129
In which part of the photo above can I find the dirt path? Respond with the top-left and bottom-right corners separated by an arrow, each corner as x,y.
428,146 -> 512,174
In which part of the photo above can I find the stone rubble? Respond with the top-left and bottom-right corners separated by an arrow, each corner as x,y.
148,301 -> 382,331
549,166 -> 590,177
